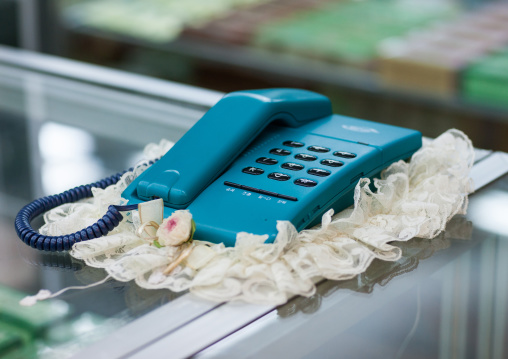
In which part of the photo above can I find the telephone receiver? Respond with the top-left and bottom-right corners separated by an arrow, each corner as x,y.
122,88 -> 422,246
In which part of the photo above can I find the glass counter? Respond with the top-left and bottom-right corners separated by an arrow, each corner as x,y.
0,45 -> 507,358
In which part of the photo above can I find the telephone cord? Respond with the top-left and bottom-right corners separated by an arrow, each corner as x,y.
14,167 -> 142,252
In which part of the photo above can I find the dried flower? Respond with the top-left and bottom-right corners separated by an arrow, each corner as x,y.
155,210 -> 195,247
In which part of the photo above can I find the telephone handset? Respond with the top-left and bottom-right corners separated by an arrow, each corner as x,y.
122,89 -> 422,246
130,89 -> 332,207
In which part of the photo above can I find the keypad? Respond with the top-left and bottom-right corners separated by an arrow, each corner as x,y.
295,153 -> 317,161
307,168 -> 331,177
308,145 -> 330,153
281,162 -> 304,171
270,148 -> 291,156
283,140 -> 305,148
321,159 -> 343,167
256,157 -> 278,165
242,167 -> 264,175
294,178 -> 318,187
238,140 -> 355,191
268,172 -> 291,181
333,151 -> 356,159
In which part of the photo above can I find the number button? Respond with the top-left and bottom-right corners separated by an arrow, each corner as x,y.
270,148 -> 291,156
294,178 -> 318,187
307,168 -> 331,177
268,172 -> 291,181
283,141 -> 305,148
295,153 -> 317,161
333,151 -> 356,159
242,167 -> 264,175
281,162 -> 304,171
308,145 -> 330,153
321,159 -> 344,167
256,157 -> 278,165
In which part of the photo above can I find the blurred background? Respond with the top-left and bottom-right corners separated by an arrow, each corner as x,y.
2,0 -> 508,151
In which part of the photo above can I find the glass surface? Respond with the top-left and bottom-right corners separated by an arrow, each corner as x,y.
0,51 -> 212,358
196,174 -> 508,358
1,45 -> 508,358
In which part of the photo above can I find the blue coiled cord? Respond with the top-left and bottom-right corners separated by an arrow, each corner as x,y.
14,169 -> 139,252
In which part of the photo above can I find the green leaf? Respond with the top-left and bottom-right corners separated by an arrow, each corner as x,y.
186,219 -> 196,244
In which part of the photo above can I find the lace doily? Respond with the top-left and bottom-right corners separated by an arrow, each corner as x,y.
37,129 -> 474,305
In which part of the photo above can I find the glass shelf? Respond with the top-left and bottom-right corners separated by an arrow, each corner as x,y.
34,0 -> 508,151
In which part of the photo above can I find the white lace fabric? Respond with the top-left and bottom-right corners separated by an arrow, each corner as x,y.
39,130 -> 474,305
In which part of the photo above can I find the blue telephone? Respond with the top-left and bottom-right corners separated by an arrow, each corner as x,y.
15,88 -> 421,251
122,89 -> 422,246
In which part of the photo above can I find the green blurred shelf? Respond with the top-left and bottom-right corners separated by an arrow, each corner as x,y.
463,49 -> 508,108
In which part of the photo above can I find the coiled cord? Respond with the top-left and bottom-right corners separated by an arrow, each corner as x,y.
14,169 -> 139,252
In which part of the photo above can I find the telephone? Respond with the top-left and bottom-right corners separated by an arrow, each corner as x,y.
122,89 -> 422,246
